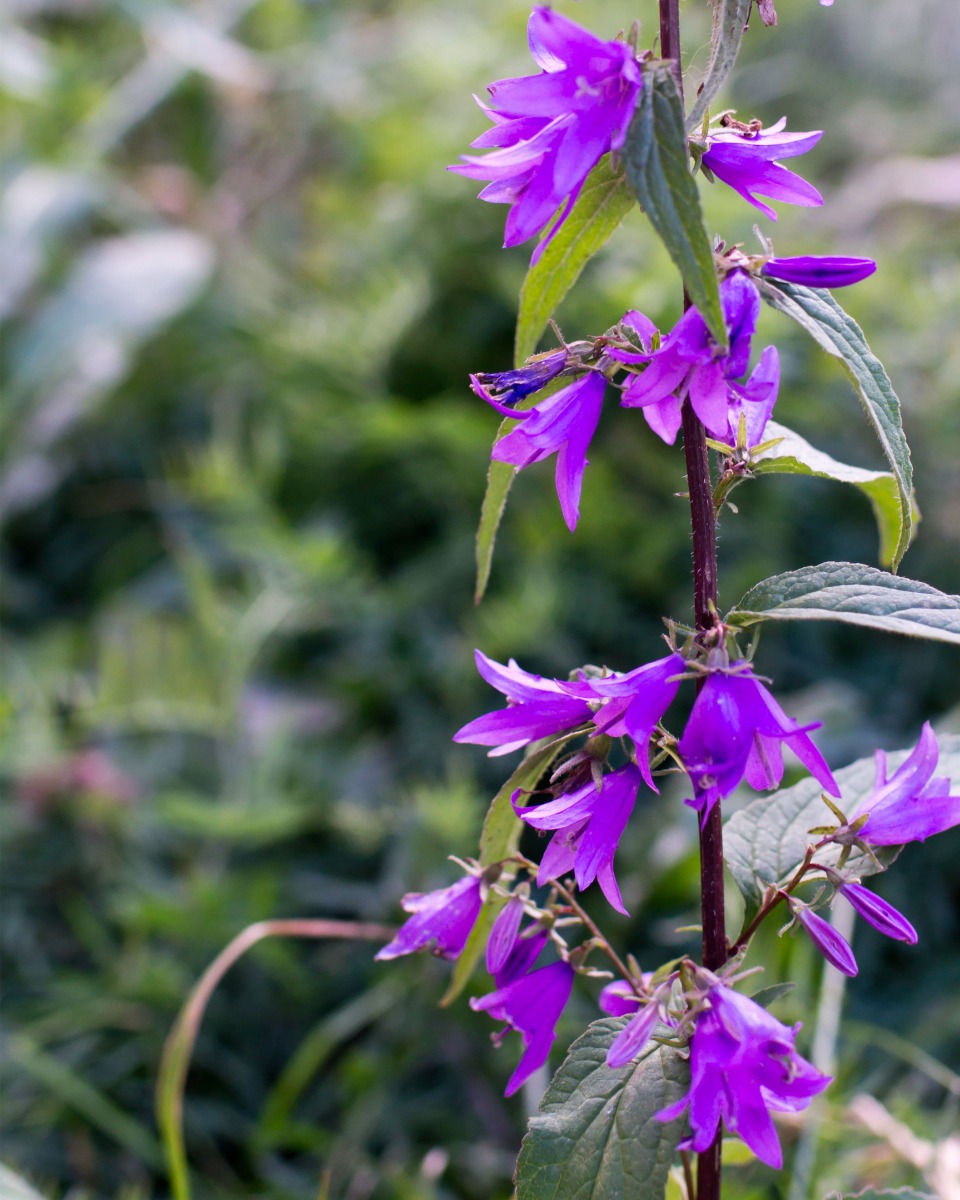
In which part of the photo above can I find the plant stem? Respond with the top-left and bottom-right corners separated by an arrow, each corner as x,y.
659,0 -> 726,1195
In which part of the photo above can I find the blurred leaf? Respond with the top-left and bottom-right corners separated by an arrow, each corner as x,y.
685,0 -> 751,132
831,1192 -> 936,1199
749,982 -> 796,1009
727,562 -> 960,644
758,279 -> 913,568
623,62 -> 726,349
724,737 -> 960,911
752,421 -> 915,568
515,1017 -> 689,1200
515,156 -> 635,364
441,735 -> 576,1006
0,1164 -> 47,1200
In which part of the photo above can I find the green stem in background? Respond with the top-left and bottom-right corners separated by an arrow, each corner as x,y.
156,918 -> 395,1200
659,0 -> 725,1195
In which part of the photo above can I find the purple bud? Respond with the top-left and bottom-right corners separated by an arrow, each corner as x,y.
761,256 -> 876,288
606,1002 -> 661,1068
840,882 -> 918,945
796,906 -> 859,976
599,979 -> 642,1017
486,895 -> 525,974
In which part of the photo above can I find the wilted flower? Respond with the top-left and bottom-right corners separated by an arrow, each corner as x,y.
761,255 -> 876,288
678,660 -> 839,820
839,882 -> 917,945
453,649 -> 595,755
469,351 -> 568,416
701,117 -> 823,220
515,762 -> 642,914
656,984 -> 831,1168
470,959 -> 576,1095
450,7 -> 642,260
794,905 -> 858,977
376,875 -> 483,961
489,371 -> 607,531
609,272 -> 778,446
846,722 -> 960,846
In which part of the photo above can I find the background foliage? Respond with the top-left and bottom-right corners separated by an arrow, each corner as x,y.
2,0 -> 959,1197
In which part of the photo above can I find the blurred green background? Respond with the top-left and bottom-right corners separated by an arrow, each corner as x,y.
2,0 -> 959,1196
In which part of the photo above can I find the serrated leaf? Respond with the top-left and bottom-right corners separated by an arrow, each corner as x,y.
758,279 -> 913,569
516,1017 -> 689,1200
515,156 -> 635,365
727,562 -> 960,644
623,62 -> 726,349
441,735 -> 576,1006
752,421 -> 916,568
686,0 -> 751,132
724,737 -> 960,911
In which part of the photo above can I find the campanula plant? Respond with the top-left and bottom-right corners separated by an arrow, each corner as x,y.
380,2 -> 960,1197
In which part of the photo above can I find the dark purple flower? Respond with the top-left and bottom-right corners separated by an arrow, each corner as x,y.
453,649 -> 595,755
609,272 -> 778,445
489,370 -> 606,530
469,350 -> 568,417
839,882 -> 917,945
486,895 -> 526,975
515,762 -> 642,914
794,906 -> 858,976
678,660 -> 839,821
701,117 -> 823,220
656,984 -> 831,1168
761,255 -> 876,288
579,652 -> 686,787
376,875 -> 483,961
470,959 -> 576,1095
449,8 -> 642,261
847,722 -> 960,846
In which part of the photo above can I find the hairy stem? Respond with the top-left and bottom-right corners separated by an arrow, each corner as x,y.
659,0 -> 725,1195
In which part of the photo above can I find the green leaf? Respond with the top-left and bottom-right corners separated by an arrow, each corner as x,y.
685,0 -> 752,132
724,737 -> 960,911
752,421 -> 915,568
749,982 -> 796,1010
758,279 -> 914,569
516,1017 -> 689,1200
441,735 -> 577,1006
727,562 -> 960,644
515,156 -> 635,365
623,62 -> 726,350
475,457 -> 516,603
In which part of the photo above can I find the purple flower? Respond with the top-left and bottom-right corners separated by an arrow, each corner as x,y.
794,905 -> 859,976
515,762 -> 642,914
656,984 -> 831,1168
469,350 -> 568,417
490,371 -> 606,530
839,882 -> 918,945
453,649 -> 595,755
607,1002 -> 664,1069
762,255 -> 876,288
701,117 -> 823,220
579,652 -> 686,787
376,875 -> 483,961
470,959 -> 576,1095
847,723 -> 960,846
610,272 -> 778,445
678,660 -> 839,821
599,979 -> 644,1017
449,7 -> 642,261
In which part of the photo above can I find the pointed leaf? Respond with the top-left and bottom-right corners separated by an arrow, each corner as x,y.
758,279 -> 913,568
752,421 -> 917,568
475,457 -> 516,603
516,156 -> 635,365
832,1191 -> 937,1200
727,562 -> 960,644
686,0 -> 752,132
441,734 -> 577,1006
623,62 -> 726,349
516,1017 -> 689,1200
724,737 -> 960,911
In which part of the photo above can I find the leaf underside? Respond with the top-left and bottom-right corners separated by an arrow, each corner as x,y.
686,0 -> 752,132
